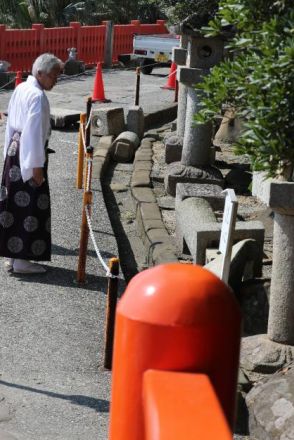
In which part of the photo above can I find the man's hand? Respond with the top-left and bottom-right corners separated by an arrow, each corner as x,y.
32,167 -> 44,186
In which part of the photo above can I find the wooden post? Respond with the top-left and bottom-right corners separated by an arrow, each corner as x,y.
104,257 -> 120,370
135,67 -> 141,106
77,190 -> 93,283
76,112 -> 86,189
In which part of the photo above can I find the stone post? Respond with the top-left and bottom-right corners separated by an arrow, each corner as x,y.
240,181 -> 294,373
165,34 -> 224,196
164,36 -> 188,165
267,182 -> 294,343
175,35 -> 188,139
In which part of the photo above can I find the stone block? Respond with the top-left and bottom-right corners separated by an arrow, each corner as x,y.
175,182 -> 225,211
91,107 -> 125,136
176,66 -> 209,86
144,228 -> 170,247
112,141 -> 134,162
134,161 -> 152,171
131,187 -> 156,203
131,170 -> 151,188
150,242 -> 178,266
268,181 -> 294,215
111,131 -> 140,163
205,239 -> 261,290
136,202 -> 162,238
165,135 -> 183,164
176,198 -> 264,275
165,162 -> 224,197
50,108 -> 81,128
97,135 -> 114,150
134,151 -> 153,162
172,47 -> 187,65
187,37 -> 224,69
127,106 -> 145,139
140,139 -> 153,150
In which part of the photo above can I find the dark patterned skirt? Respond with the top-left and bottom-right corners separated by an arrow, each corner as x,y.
0,132 -> 51,261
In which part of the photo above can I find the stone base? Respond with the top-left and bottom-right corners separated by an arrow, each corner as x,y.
240,334 -> 294,374
164,135 -> 183,164
164,161 -> 224,196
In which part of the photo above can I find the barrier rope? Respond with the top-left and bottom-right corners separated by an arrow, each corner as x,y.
85,108 -> 93,131
86,157 -> 92,192
84,204 -> 118,279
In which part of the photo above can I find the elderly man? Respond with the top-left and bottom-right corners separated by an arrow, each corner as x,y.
0,53 -> 63,274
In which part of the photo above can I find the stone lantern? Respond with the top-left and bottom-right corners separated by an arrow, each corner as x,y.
165,29 -> 225,196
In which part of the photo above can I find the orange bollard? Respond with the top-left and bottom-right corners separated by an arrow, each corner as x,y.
161,62 -> 177,90
143,371 -> 232,440
15,71 -> 22,87
109,263 -> 241,440
76,112 -> 86,189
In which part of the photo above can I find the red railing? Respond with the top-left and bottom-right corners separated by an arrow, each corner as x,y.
0,20 -> 168,72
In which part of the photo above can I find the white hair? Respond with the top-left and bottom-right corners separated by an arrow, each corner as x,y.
32,53 -> 63,76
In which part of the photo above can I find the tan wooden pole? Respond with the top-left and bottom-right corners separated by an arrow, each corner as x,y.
76,112 -> 86,189
77,190 -> 93,283
104,257 -> 120,370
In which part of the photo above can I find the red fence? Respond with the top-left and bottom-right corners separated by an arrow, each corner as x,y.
0,20 -> 168,72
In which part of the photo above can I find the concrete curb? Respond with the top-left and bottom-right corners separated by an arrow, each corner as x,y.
90,106 -> 179,267
131,139 -> 178,266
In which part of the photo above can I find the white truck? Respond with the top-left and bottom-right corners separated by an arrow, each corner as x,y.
133,34 -> 180,74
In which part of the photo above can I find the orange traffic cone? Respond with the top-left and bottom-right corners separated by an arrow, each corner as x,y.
161,62 -> 177,90
15,71 -> 22,87
92,62 -> 110,102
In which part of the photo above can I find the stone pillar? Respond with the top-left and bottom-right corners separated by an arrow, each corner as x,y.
240,181 -> 294,374
181,87 -> 212,167
164,36 -> 188,165
175,35 -> 188,139
267,182 -> 294,344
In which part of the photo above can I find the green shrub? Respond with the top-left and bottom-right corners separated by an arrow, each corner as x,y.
195,0 -> 294,179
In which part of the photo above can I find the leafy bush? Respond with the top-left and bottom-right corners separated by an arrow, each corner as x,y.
195,0 -> 294,179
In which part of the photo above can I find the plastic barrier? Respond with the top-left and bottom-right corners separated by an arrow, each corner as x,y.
109,263 -> 241,439
0,20 -> 168,72
143,370 -> 232,440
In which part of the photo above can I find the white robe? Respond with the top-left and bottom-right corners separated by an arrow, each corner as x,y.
4,75 -> 51,182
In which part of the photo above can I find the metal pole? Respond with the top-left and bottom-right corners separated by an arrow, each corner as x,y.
135,67 -> 141,106
104,257 -> 120,370
76,112 -> 86,189
85,96 -> 92,147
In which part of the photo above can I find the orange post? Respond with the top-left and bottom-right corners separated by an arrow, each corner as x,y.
143,371 -> 232,440
109,264 -> 241,439
77,190 -> 92,283
76,112 -> 86,189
